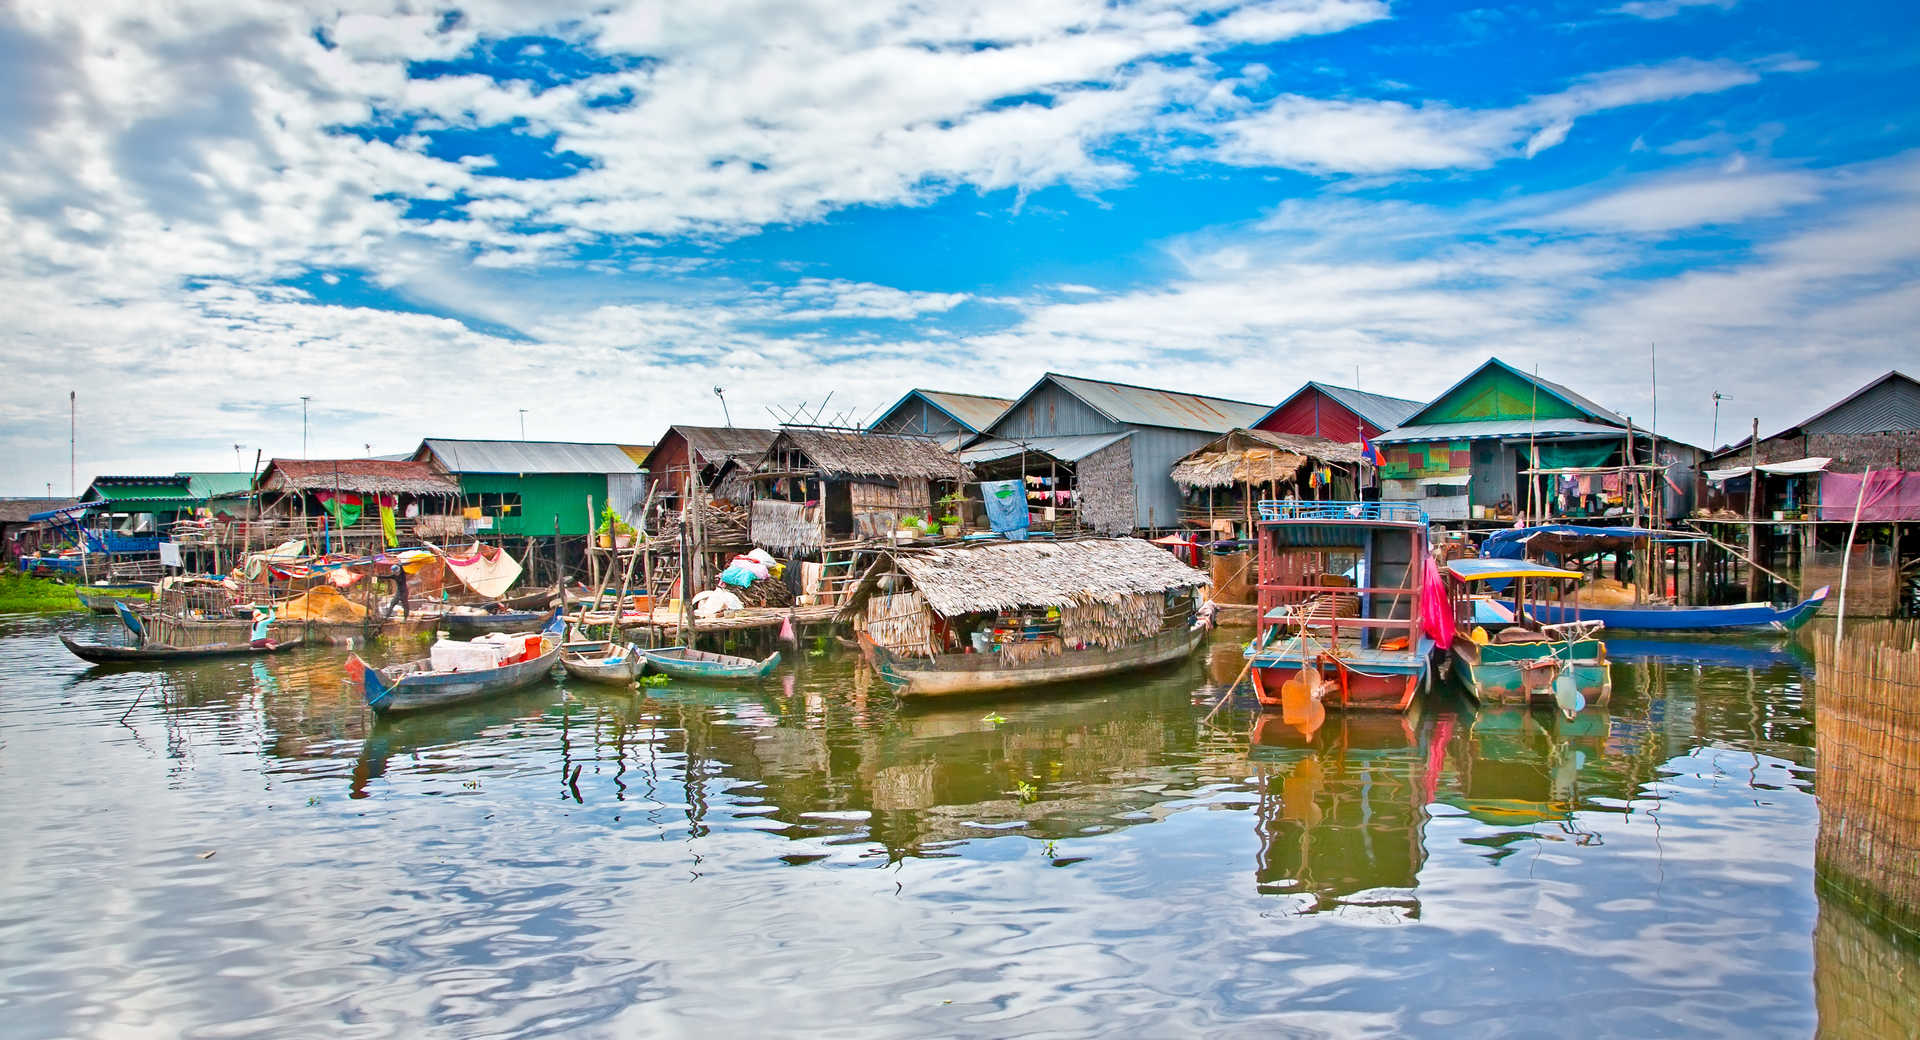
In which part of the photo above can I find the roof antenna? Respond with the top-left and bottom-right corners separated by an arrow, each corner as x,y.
714,386 -> 732,427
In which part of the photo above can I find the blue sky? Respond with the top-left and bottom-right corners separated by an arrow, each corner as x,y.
0,0 -> 1915,492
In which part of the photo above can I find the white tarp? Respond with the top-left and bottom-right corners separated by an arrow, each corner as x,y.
1704,457 -> 1831,482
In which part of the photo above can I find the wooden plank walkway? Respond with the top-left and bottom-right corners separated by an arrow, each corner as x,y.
567,604 -> 842,636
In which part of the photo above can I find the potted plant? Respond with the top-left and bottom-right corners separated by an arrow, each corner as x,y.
939,514 -> 962,537
598,505 -> 638,548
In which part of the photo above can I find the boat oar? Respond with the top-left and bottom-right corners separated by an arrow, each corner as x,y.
1552,667 -> 1585,720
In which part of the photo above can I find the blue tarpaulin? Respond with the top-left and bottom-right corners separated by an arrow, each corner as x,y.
1481,524 -> 1675,561
980,479 -> 1028,539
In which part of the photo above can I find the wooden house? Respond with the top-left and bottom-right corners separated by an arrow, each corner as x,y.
968,373 -> 1271,535
413,438 -> 643,538
252,458 -> 461,551
748,428 -> 968,554
867,389 -> 1012,450
0,498 -> 77,562
1254,382 -> 1422,444
1372,358 -> 1647,523
640,425 -> 778,503
1169,429 -> 1368,538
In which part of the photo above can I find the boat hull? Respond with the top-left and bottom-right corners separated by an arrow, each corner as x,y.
77,585 -> 155,614
1449,636 -> 1611,707
868,624 -> 1206,698
638,647 -> 782,682
1514,586 -> 1828,633
359,645 -> 560,715
1251,657 -> 1424,713
560,642 -> 645,685
61,634 -> 304,666
441,607 -> 560,639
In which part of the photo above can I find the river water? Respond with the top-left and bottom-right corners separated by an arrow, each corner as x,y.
3,615 -> 1916,1038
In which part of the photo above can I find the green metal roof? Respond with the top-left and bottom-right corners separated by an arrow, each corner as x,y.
180,471 -> 255,499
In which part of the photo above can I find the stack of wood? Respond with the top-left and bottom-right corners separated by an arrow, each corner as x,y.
736,574 -> 794,608
655,497 -> 751,545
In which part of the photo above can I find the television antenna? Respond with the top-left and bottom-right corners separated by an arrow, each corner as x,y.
1711,391 -> 1732,448
714,386 -> 732,426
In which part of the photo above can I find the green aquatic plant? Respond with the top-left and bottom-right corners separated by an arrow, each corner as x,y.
638,674 -> 671,687
1015,780 -> 1038,802
981,712 -> 1006,725
0,573 -> 82,614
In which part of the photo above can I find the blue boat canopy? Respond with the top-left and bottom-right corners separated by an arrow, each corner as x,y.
1481,524 -> 1692,561
1445,558 -> 1584,583
28,503 -> 92,523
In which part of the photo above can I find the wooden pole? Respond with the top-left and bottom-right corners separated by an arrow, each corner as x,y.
1836,468 -> 1874,640
1746,418 -> 1763,600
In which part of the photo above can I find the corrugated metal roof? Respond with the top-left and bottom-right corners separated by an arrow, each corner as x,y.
1042,373 -> 1270,433
1374,419 -> 1634,444
915,390 -> 1012,433
1791,370 -> 1920,436
1309,383 -> 1425,429
83,476 -> 194,503
179,472 -> 254,499
418,438 -> 640,474
1402,358 -> 1627,429
618,444 -> 654,466
959,431 -> 1132,464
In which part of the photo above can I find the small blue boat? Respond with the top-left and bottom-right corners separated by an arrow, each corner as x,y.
1514,586 -> 1828,633
351,614 -> 563,716
441,605 -> 561,639
637,645 -> 781,682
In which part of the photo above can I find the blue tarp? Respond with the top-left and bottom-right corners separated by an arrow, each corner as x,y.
980,479 -> 1028,538
1481,524 -> 1673,561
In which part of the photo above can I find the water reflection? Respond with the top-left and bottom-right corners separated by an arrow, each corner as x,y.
1,613 -> 1909,1036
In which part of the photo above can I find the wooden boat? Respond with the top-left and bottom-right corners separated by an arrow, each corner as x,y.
843,537 -> 1211,699
76,583 -> 156,614
1482,524 -> 1828,632
1516,587 -> 1828,633
637,645 -> 781,682
1443,559 -> 1610,714
864,623 -> 1205,697
350,614 -> 563,716
440,606 -> 560,639
61,633 -> 305,665
1245,501 -> 1438,714
560,641 -> 645,685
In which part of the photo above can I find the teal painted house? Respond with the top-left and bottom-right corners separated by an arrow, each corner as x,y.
413,439 -> 643,538
1373,359 -> 1637,522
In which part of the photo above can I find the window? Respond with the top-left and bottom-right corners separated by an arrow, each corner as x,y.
463,492 -> 523,517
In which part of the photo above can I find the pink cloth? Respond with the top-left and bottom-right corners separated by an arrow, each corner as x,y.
1818,471 -> 1920,521
1420,554 -> 1455,647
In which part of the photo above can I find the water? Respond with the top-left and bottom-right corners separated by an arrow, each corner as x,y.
2,616 -> 1915,1037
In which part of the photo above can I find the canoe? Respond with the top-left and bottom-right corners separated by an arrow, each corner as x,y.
441,606 -> 561,639
1515,585 -> 1829,633
638,645 -> 781,682
863,623 -> 1205,699
61,633 -> 306,665
77,584 -> 156,614
1448,630 -> 1611,711
350,614 -> 564,716
560,641 -> 645,685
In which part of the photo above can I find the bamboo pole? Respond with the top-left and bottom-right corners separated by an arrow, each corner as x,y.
1835,468 -> 1873,641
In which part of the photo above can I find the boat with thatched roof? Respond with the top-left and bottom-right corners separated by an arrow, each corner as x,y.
840,537 -> 1211,698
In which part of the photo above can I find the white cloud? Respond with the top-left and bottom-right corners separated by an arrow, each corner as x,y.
1209,59 -> 1763,174
1540,168 -> 1825,233
1609,0 -> 1738,20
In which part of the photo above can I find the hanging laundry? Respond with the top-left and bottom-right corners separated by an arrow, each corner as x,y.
316,491 -> 363,527
981,479 -> 1030,536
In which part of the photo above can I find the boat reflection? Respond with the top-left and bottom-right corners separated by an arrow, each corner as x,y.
1441,700 -> 1616,859
1247,704 -> 1443,919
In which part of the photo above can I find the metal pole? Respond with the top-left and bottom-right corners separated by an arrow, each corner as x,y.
300,395 -> 312,458
519,410 -> 528,440
69,390 -> 76,496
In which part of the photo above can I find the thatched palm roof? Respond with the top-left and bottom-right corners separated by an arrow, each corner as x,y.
1170,428 -> 1366,488
876,538 -> 1208,616
767,428 -> 965,480
259,459 -> 459,496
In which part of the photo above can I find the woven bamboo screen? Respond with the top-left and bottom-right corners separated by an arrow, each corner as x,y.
1813,623 -> 1920,931
866,590 -> 936,656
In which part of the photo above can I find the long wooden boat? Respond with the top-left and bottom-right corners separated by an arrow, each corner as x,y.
1515,586 -> 1828,633
62,633 -> 306,665
637,645 -> 782,682
77,583 -> 156,614
441,606 -> 560,639
350,615 -> 563,716
1444,559 -> 1610,713
560,641 -> 645,685
1245,501 -> 1438,713
863,623 -> 1204,698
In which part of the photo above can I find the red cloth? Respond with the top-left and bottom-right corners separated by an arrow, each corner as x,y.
1818,470 -> 1920,521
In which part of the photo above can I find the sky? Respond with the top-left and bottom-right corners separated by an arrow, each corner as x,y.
1,0 -> 1915,494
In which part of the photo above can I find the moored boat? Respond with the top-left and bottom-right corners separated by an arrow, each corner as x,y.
350,614 -> 563,716
636,645 -> 782,682
61,633 -> 306,666
1443,558 -> 1610,714
440,605 -> 561,639
76,583 -> 156,614
841,537 -> 1211,699
560,640 -> 646,685
1244,501 -> 1443,715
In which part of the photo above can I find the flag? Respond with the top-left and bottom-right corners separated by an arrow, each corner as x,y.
1361,433 -> 1382,467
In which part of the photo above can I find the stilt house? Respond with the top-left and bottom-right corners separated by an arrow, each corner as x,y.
867,389 -> 1012,450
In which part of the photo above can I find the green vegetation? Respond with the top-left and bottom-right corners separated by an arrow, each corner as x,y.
0,572 -> 83,613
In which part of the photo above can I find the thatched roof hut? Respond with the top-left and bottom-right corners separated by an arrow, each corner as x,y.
1170,429 -> 1365,489
761,428 -> 967,480
257,458 -> 460,497
846,537 -> 1208,618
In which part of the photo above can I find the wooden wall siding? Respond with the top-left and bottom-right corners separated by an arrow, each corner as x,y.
1258,391 -> 1376,442
647,431 -> 691,494
1420,365 -> 1586,423
986,382 -> 1118,439
1078,438 -> 1136,535
851,478 -> 932,538
1804,375 -> 1920,436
